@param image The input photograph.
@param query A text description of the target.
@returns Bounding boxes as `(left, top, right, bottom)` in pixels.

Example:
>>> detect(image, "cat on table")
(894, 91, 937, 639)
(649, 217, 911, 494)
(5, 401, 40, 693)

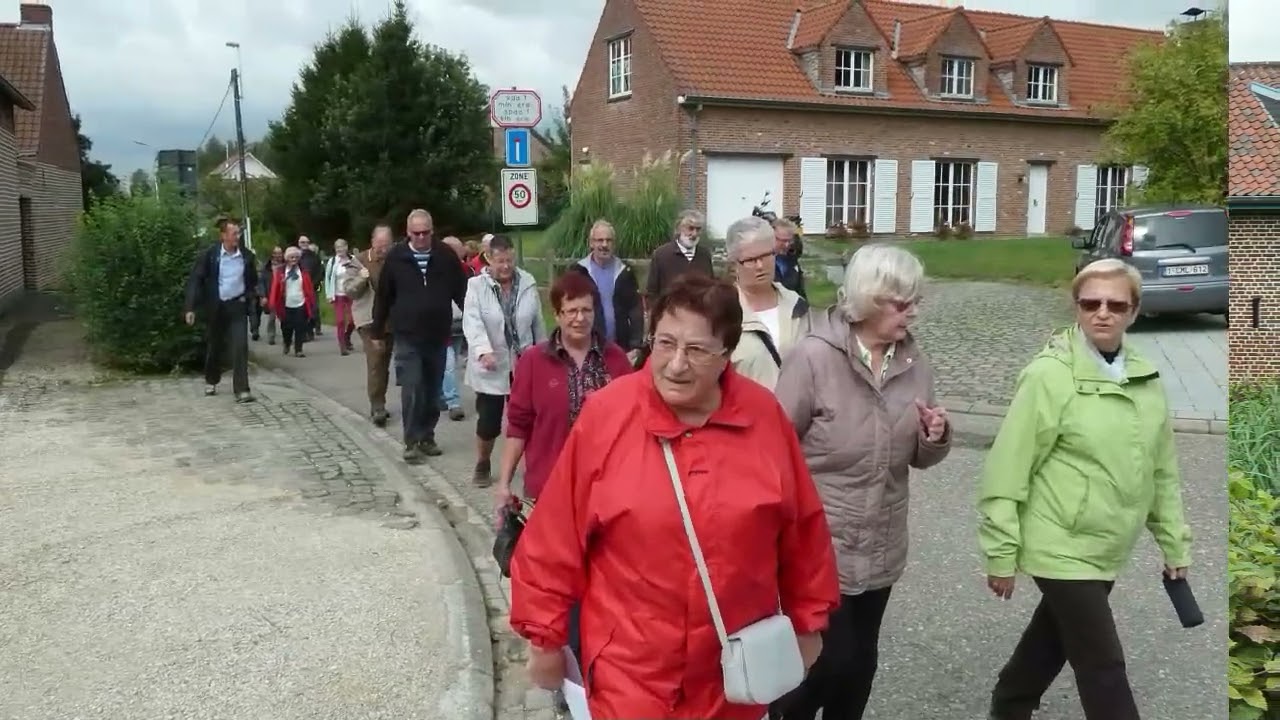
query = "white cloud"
(1228, 0, 1275, 62)
(46, 0, 1186, 178)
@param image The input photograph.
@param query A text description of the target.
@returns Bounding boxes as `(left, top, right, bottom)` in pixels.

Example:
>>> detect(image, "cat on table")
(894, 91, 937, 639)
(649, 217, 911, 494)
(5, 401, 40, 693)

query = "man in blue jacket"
(183, 217, 258, 403)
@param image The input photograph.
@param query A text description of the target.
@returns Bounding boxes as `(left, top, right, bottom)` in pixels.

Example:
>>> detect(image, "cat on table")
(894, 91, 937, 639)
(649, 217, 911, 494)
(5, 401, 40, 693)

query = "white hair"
(407, 208, 433, 224)
(333, 238, 348, 250)
(838, 243, 925, 322)
(590, 219, 615, 237)
(724, 216, 774, 261)
(284, 246, 302, 260)
(1073, 258, 1142, 304)
(675, 209, 704, 232)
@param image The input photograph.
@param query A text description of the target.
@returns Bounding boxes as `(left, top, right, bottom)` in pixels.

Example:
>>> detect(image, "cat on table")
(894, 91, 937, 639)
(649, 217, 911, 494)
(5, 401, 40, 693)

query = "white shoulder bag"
(659, 439, 806, 706)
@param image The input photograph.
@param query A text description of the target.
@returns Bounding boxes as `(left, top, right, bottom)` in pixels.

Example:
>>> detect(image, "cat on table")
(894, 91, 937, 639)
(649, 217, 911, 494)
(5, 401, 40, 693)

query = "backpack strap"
(749, 329, 783, 367)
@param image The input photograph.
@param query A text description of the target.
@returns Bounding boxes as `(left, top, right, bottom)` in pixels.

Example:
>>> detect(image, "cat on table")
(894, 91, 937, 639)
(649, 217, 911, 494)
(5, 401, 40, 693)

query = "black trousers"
(990, 578, 1138, 720)
(394, 336, 446, 445)
(475, 391, 507, 441)
(772, 586, 893, 720)
(281, 307, 309, 353)
(203, 297, 250, 393)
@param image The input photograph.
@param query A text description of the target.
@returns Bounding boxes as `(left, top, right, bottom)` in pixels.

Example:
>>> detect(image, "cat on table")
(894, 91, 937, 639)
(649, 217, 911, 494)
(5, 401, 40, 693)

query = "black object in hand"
(492, 502, 526, 579)
(1163, 573, 1204, 628)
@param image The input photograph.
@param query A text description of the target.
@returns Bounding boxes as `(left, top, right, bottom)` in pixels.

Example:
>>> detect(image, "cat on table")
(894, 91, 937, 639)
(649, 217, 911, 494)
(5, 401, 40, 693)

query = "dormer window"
(940, 57, 974, 98)
(834, 48, 873, 92)
(1026, 64, 1059, 103)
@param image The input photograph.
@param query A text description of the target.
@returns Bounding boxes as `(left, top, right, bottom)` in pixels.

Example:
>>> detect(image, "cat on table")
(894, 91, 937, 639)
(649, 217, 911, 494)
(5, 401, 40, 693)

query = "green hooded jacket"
(977, 325, 1192, 580)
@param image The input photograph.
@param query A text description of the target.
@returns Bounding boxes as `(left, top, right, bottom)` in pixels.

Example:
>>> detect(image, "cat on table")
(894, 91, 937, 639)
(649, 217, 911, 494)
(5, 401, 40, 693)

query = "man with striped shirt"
(370, 209, 469, 464)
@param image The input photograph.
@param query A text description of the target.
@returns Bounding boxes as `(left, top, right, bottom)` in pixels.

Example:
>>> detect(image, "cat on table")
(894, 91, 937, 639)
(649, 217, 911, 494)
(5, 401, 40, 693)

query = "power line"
(195, 77, 235, 151)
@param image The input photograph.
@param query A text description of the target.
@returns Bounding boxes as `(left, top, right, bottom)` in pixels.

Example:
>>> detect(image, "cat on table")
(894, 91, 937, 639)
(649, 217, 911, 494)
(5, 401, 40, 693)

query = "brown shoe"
(473, 459, 492, 487)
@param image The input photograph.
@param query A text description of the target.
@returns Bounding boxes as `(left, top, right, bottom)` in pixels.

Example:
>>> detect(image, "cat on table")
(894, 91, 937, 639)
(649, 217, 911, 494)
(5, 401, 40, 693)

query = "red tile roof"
(894, 9, 955, 59)
(1229, 63, 1280, 198)
(634, 0, 1163, 120)
(983, 17, 1040, 61)
(0, 24, 48, 154)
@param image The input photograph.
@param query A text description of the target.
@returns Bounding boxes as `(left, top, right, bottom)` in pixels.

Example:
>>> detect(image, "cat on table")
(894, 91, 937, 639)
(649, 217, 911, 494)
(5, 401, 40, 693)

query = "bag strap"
(660, 438, 730, 647)
(749, 329, 782, 367)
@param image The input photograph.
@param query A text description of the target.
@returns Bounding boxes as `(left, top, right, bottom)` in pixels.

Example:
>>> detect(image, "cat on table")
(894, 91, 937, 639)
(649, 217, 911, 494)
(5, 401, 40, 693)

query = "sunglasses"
(1077, 298, 1133, 314)
(408, 230, 432, 238)
(878, 297, 921, 313)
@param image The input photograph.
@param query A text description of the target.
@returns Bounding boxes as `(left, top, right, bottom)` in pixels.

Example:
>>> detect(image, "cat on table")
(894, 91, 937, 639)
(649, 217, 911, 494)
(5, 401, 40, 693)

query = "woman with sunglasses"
(979, 258, 1191, 720)
(772, 243, 952, 720)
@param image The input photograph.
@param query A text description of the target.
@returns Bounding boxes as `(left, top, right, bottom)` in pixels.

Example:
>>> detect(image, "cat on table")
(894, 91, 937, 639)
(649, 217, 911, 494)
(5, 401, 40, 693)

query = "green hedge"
(545, 152, 682, 259)
(68, 191, 206, 373)
(1230, 383, 1280, 495)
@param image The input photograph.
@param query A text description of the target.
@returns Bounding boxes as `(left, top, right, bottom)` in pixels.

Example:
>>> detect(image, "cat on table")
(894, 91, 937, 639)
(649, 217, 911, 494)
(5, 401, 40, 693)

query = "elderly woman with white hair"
(979, 258, 1191, 720)
(772, 243, 952, 720)
(724, 216, 810, 391)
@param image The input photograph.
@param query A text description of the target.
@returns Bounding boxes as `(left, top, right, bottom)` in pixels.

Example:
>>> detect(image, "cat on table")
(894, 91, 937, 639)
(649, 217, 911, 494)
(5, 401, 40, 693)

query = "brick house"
(0, 68, 33, 310)
(1227, 63, 1280, 379)
(568, 0, 1161, 238)
(0, 3, 82, 312)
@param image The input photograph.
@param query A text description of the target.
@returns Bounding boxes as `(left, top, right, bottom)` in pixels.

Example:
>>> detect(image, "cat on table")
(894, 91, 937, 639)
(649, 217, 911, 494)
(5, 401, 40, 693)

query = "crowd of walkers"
(183, 207, 1193, 720)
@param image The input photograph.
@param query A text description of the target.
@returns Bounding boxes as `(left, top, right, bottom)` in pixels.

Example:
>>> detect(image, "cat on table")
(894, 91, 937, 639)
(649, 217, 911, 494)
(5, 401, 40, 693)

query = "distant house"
(0, 3, 82, 312)
(208, 151, 278, 181)
(567, 0, 1161, 238)
(1228, 62, 1280, 379)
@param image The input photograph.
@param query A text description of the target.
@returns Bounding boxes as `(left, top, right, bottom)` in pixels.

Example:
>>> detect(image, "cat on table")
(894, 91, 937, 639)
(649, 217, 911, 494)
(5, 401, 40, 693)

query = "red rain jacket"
(509, 365, 840, 720)
(267, 265, 317, 321)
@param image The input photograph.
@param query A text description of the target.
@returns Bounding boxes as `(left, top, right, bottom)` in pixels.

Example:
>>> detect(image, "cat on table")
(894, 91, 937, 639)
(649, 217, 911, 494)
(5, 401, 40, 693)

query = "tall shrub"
(69, 191, 205, 372)
(1226, 470, 1280, 719)
(546, 162, 620, 259)
(1229, 383, 1280, 495)
(615, 151, 681, 258)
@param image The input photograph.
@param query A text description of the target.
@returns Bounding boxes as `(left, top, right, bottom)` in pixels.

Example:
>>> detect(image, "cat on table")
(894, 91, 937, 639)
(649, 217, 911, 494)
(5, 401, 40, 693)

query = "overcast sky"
(1228, 0, 1273, 62)
(24, 0, 1191, 179)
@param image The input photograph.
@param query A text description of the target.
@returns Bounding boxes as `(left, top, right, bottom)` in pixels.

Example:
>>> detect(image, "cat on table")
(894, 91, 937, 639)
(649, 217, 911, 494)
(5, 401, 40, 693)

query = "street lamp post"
(226, 41, 251, 251)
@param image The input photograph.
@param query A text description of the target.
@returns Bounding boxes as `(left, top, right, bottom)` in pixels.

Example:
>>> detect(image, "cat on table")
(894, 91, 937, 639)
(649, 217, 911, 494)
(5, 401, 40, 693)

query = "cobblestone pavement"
(0, 317, 490, 720)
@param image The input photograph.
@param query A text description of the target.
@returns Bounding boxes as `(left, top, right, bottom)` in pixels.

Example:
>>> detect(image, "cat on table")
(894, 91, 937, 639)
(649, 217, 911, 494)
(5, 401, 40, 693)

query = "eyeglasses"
(1077, 298, 1133, 314)
(878, 296, 921, 313)
(736, 251, 774, 267)
(649, 335, 726, 366)
(557, 307, 593, 318)
(408, 230, 432, 238)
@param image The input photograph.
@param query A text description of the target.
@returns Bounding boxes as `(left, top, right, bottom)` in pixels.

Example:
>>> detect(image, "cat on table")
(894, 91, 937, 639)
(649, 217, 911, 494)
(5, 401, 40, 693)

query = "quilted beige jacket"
(774, 306, 952, 595)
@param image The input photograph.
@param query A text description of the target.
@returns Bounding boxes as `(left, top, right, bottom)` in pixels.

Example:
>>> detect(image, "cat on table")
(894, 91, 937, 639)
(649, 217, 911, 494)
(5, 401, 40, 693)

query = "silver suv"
(1072, 205, 1228, 319)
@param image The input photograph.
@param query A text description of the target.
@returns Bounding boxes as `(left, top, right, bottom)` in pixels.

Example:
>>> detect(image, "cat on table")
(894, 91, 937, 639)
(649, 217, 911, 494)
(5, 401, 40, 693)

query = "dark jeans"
(281, 307, 309, 353)
(990, 578, 1137, 720)
(203, 297, 250, 394)
(393, 336, 446, 445)
(773, 586, 893, 720)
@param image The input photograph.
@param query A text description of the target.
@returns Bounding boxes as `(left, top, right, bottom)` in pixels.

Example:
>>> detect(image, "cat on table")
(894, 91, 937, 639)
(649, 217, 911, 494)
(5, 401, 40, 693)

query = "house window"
(834, 49, 873, 92)
(1026, 64, 1058, 103)
(825, 159, 872, 228)
(933, 161, 974, 227)
(608, 36, 632, 98)
(940, 57, 974, 98)
(1095, 165, 1128, 219)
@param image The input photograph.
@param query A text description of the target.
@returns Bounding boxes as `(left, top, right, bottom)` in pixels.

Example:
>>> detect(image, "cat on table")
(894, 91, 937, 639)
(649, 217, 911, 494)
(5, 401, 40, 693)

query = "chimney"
(892, 20, 902, 59)
(20, 4, 52, 29)
(786, 8, 801, 50)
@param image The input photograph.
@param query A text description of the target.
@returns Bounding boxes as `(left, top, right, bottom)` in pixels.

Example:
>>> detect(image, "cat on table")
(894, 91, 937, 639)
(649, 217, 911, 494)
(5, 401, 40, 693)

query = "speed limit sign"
(501, 168, 539, 226)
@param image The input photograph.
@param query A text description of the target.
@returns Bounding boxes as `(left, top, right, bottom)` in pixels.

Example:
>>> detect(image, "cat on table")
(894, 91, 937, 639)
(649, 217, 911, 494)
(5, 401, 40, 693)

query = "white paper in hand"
(561, 647, 591, 720)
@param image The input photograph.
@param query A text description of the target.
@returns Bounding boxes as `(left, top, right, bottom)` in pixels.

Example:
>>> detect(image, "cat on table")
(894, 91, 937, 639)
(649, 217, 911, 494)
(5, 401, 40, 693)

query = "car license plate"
(1163, 264, 1209, 277)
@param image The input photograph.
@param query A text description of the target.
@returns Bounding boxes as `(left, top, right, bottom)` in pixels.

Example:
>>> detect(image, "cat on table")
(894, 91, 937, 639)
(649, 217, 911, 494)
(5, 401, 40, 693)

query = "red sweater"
(506, 339, 633, 499)
(267, 265, 318, 320)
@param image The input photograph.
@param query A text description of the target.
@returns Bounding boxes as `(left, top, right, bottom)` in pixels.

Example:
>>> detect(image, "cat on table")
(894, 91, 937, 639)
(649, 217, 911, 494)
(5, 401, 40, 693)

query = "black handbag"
(492, 502, 528, 578)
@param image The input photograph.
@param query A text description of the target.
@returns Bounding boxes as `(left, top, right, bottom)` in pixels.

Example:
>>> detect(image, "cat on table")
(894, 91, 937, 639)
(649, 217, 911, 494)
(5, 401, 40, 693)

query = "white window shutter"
(798, 157, 827, 233)
(909, 160, 935, 233)
(1074, 164, 1097, 230)
(871, 159, 898, 234)
(1130, 165, 1149, 188)
(974, 161, 998, 232)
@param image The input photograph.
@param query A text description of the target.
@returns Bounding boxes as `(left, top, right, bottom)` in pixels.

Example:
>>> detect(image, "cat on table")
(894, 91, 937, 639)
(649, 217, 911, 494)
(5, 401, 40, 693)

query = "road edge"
(251, 362, 497, 720)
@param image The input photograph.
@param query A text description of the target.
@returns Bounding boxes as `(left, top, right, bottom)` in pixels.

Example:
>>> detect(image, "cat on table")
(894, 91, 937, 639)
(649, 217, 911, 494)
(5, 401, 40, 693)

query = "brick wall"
(674, 106, 1106, 236)
(0, 123, 20, 311)
(1228, 211, 1280, 380)
(20, 161, 80, 289)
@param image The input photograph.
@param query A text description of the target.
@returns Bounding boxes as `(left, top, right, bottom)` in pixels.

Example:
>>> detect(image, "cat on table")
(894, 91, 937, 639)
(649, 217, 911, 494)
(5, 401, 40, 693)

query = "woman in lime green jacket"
(978, 259, 1192, 720)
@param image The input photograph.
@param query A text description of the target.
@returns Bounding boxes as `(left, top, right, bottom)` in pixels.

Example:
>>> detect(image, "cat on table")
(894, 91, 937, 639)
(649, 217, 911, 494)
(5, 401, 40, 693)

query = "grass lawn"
(1229, 383, 1280, 495)
(814, 236, 1077, 287)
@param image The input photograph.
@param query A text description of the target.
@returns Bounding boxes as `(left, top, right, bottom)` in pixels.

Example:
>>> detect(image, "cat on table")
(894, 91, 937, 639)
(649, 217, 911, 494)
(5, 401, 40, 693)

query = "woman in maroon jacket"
(495, 271, 633, 511)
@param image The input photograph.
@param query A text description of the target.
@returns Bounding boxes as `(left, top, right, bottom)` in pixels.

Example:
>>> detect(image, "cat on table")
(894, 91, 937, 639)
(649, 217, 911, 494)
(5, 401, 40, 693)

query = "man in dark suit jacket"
(645, 209, 715, 308)
(184, 217, 258, 402)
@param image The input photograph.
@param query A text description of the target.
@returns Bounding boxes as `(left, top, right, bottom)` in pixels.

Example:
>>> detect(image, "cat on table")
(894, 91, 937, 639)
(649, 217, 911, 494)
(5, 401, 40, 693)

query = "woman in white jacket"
(462, 233, 547, 487)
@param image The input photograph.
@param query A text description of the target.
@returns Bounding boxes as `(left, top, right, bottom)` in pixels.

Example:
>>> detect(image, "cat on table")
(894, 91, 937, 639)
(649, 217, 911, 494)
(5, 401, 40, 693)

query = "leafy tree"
(68, 189, 205, 372)
(536, 85, 573, 223)
(129, 169, 153, 197)
(263, 17, 371, 243)
(196, 135, 230, 175)
(1102, 13, 1227, 204)
(72, 113, 118, 208)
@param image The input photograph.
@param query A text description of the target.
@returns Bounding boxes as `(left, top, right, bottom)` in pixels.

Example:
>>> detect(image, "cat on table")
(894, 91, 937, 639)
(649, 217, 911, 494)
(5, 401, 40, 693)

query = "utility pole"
(230, 67, 252, 251)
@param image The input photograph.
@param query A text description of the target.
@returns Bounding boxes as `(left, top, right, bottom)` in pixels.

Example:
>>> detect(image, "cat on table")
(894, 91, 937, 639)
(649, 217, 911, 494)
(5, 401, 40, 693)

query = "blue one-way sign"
(505, 127, 531, 167)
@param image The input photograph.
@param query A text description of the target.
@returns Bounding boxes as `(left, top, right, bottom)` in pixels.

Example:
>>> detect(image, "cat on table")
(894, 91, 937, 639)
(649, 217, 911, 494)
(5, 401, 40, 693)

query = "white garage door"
(705, 156, 785, 239)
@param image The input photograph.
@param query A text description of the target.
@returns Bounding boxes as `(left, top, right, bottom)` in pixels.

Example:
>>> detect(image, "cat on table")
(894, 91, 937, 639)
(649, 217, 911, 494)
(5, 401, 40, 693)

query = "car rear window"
(1132, 210, 1226, 250)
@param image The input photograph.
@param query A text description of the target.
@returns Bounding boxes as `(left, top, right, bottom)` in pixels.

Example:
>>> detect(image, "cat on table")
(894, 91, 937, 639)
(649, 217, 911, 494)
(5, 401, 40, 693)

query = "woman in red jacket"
(267, 246, 318, 357)
(509, 273, 840, 720)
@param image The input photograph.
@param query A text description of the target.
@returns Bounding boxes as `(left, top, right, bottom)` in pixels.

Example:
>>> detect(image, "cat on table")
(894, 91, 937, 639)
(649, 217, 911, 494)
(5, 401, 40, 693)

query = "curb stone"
(251, 365, 498, 720)
(938, 394, 1226, 438)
